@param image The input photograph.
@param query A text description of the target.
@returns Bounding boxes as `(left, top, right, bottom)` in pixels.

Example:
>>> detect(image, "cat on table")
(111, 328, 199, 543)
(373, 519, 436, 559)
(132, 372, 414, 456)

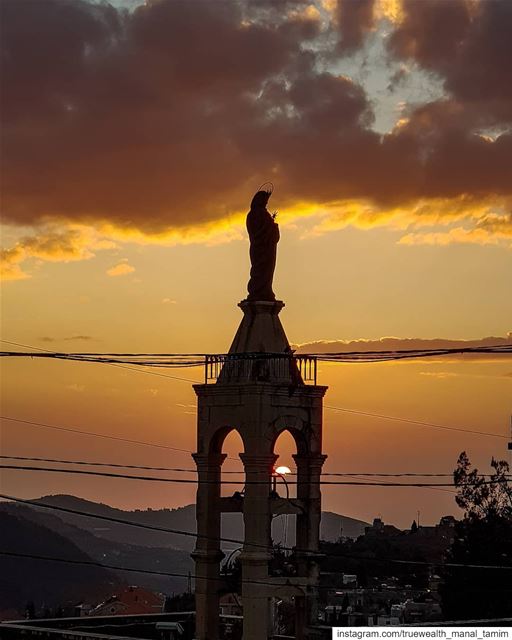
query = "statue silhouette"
(246, 188, 279, 301)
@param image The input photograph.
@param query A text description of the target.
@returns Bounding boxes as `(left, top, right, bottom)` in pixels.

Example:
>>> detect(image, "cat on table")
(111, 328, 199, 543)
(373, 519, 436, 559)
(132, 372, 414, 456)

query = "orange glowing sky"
(1, 0, 511, 528)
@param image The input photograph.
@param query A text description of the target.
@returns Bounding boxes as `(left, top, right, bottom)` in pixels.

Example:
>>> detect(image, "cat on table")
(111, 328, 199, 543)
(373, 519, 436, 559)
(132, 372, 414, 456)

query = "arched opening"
(218, 429, 245, 581)
(219, 428, 245, 498)
(272, 428, 298, 485)
(271, 429, 298, 550)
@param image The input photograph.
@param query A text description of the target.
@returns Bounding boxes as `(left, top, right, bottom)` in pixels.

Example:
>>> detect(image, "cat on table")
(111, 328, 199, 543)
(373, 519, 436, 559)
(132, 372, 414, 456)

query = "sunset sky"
(1, 0, 511, 529)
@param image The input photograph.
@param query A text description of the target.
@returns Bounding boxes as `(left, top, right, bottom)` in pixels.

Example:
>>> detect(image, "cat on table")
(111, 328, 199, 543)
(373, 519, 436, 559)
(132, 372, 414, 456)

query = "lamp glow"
(275, 466, 291, 475)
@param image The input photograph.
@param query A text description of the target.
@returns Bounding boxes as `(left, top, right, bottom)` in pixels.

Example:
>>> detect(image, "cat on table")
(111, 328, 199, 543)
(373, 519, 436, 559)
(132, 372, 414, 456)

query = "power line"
(108, 362, 199, 384)
(2, 550, 511, 589)
(2, 411, 507, 497)
(2, 455, 509, 480)
(0, 550, 195, 581)
(0, 416, 237, 462)
(325, 405, 508, 439)
(2, 404, 507, 463)
(0, 455, 485, 494)
(0, 339, 201, 383)
(0, 550, 305, 589)
(2, 464, 509, 487)
(0, 339, 54, 352)
(322, 472, 457, 477)
(2, 494, 512, 572)
(0, 455, 242, 474)
(0, 493, 250, 550)
(313, 343, 512, 362)
(2, 339, 508, 441)
(346, 474, 457, 495)
(0, 416, 192, 453)
(0, 464, 205, 484)
(0, 492, 318, 557)
(2, 341, 511, 367)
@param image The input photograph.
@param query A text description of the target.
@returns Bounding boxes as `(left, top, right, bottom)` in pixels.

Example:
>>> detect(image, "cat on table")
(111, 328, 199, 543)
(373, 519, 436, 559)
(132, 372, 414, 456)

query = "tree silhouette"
(440, 452, 512, 621)
(454, 451, 511, 519)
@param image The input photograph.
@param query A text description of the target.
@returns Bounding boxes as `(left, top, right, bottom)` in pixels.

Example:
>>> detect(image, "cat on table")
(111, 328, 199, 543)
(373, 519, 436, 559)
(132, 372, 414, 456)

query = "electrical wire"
(2, 404, 507, 459)
(0, 340, 201, 383)
(107, 362, 200, 384)
(0, 455, 243, 474)
(2, 341, 511, 367)
(346, 473, 457, 495)
(2, 494, 512, 572)
(2, 464, 509, 487)
(3, 341, 511, 585)
(0, 551, 306, 589)
(2, 455, 509, 480)
(0, 416, 192, 453)
(324, 405, 508, 439)
(2, 550, 511, 591)
(313, 343, 512, 362)
(2, 339, 508, 441)
(0, 455, 488, 495)
(0, 493, 251, 550)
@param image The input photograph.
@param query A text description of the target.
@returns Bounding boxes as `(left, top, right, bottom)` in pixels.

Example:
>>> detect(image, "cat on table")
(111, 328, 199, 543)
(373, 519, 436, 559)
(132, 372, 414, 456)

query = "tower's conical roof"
(217, 299, 303, 385)
(228, 300, 289, 354)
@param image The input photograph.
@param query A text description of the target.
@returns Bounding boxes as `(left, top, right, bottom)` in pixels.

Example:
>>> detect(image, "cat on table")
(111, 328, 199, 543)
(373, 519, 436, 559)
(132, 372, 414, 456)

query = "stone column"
(192, 452, 226, 640)
(294, 453, 327, 638)
(239, 452, 277, 640)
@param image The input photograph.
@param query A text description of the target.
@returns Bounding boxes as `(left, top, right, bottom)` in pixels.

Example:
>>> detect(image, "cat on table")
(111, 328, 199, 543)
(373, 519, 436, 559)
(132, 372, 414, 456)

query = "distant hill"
(24, 495, 368, 550)
(0, 503, 193, 596)
(0, 511, 119, 613)
(0, 497, 368, 614)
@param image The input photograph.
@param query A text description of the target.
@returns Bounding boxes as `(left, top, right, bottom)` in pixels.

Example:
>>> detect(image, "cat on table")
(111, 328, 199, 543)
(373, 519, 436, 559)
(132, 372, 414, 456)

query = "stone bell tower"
(192, 186, 327, 639)
(192, 300, 327, 640)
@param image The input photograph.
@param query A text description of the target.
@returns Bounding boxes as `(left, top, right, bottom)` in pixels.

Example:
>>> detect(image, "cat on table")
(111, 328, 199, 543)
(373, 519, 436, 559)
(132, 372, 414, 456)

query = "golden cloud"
(2, 193, 510, 283)
(301, 196, 512, 247)
(398, 212, 512, 247)
(399, 227, 509, 247)
(106, 260, 136, 277)
(0, 226, 116, 281)
(0, 212, 249, 280)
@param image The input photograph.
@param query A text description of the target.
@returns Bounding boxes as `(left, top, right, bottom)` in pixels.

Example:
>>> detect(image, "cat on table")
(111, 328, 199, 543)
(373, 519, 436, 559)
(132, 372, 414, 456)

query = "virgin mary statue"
(246, 188, 279, 301)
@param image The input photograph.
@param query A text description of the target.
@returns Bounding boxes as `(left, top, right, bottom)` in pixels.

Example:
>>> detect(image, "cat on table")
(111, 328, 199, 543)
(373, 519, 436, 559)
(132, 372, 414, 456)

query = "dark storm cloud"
(0, 0, 511, 236)
(389, 0, 512, 124)
(386, 101, 512, 201)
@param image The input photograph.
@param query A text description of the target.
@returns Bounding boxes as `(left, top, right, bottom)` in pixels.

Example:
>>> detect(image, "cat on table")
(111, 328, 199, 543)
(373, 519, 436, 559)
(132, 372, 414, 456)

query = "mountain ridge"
(25, 494, 369, 549)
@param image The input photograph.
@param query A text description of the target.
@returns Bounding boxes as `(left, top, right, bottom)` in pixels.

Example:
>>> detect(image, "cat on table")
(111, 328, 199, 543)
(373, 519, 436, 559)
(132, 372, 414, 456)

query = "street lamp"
(272, 466, 292, 550)
(272, 465, 291, 497)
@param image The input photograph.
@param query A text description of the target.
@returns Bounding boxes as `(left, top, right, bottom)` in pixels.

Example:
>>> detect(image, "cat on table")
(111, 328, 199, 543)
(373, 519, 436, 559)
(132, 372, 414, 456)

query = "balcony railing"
(203, 353, 317, 385)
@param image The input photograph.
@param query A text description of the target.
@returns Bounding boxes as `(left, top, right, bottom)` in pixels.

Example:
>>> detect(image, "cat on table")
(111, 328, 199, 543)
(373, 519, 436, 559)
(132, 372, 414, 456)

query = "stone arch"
(269, 415, 309, 456)
(207, 424, 245, 455)
(271, 428, 298, 500)
(217, 428, 245, 499)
